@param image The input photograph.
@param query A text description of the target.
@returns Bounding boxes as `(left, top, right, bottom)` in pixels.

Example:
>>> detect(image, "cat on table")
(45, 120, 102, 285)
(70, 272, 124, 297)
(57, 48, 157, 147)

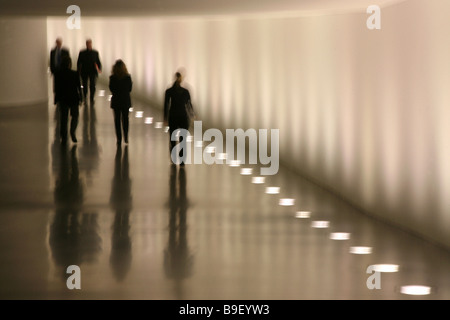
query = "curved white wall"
(0, 18, 48, 107)
(47, 0, 450, 248)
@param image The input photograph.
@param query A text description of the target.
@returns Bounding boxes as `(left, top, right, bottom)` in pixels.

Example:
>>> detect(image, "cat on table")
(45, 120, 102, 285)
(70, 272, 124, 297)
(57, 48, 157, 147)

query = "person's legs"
(81, 74, 88, 102)
(69, 104, 79, 142)
(121, 108, 129, 143)
(113, 108, 122, 144)
(169, 117, 189, 165)
(89, 74, 97, 102)
(59, 103, 69, 143)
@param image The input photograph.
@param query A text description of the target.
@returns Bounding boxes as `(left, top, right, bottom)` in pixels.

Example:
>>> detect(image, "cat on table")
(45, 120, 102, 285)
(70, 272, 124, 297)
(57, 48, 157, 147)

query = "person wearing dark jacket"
(55, 56, 82, 144)
(77, 39, 102, 103)
(109, 59, 132, 145)
(164, 72, 195, 165)
(49, 38, 70, 104)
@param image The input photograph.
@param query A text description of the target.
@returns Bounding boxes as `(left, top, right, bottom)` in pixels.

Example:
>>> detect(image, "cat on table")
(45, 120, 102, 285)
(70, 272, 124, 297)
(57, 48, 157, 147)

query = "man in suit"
(55, 56, 82, 144)
(50, 37, 70, 104)
(77, 39, 102, 104)
(164, 72, 195, 166)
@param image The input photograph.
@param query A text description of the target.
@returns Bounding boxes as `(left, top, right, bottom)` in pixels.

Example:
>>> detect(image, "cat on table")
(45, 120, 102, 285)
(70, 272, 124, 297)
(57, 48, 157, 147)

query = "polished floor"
(1, 79, 450, 300)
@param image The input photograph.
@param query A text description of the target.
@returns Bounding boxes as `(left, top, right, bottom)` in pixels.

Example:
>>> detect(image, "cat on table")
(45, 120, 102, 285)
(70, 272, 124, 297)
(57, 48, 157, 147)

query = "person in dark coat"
(77, 39, 102, 104)
(49, 37, 70, 104)
(109, 59, 132, 145)
(55, 56, 82, 144)
(164, 72, 195, 165)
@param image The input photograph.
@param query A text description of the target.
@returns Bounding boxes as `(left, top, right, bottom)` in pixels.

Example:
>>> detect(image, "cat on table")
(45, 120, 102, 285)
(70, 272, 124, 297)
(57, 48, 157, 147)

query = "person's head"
(86, 39, 92, 50)
(174, 72, 183, 86)
(112, 59, 129, 78)
(60, 56, 72, 70)
(56, 38, 62, 48)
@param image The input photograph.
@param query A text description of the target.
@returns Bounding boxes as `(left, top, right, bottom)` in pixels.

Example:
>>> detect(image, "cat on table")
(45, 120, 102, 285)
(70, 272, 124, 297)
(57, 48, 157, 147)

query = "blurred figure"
(164, 71, 195, 166)
(77, 39, 102, 104)
(109, 146, 132, 281)
(109, 59, 133, 145)
(49, 37, 70, 104)
(164, 165, 193, 298)
(55, 56, 82, 144)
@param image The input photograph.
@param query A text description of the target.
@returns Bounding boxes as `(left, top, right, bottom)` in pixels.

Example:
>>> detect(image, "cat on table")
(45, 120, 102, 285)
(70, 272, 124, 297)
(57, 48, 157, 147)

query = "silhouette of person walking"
(77, 39, 102, 104)
(49, 37, 70, 105)
(164, 72, 195, 166)
(109, 60, 133, 145)
(54, 56, 82, 144)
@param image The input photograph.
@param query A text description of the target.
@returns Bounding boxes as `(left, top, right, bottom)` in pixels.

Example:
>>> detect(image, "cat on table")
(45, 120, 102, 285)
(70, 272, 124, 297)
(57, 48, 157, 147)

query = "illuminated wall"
(0, 18, 48, 107)
(47, 0, 450, 248)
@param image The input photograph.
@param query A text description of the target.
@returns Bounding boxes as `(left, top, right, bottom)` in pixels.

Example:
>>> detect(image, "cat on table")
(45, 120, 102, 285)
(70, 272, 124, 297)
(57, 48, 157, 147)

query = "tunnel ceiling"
(0, 0, 406, 17)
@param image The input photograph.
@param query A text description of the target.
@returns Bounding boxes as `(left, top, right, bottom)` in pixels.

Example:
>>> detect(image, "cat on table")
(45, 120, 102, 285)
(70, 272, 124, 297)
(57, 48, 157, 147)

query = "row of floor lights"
(105, 92, 432, 297)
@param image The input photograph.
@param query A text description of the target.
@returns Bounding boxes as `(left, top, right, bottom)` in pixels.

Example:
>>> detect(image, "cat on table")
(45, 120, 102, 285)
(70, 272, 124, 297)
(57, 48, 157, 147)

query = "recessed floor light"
(155, 122, 163, 129)
(400, 285, 431, 296)
(99, 90, 105, 97)
(265, 187, 280, 194)
(135, 111, 144, 118)
(252, 177, 265, 184)
(279, 198, 295, 206)
(371, 264, 399, 272)
(205, 146, 215, 154)
(229, 160, 241, 167)
(217, 153, 227, 160)
(295, 211, 311, 218)
(349, 246, 372, 254)
(330, 232, 351, 240)
(145, 117, 153, 124)
(311, 221, 329, 228)
(240, 168, 252, 175)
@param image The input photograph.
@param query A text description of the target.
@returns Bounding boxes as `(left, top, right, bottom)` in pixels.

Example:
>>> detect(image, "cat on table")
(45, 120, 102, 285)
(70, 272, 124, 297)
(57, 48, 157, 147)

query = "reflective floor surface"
(1, 79, 450, 300)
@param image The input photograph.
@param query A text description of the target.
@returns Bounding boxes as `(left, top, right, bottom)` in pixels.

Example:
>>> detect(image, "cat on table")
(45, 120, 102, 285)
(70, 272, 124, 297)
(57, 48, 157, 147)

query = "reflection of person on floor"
(164, 72, 195, 165)
(164, 165, 193, 297)
(110, 146, 132, 281)
(49, 145, 83, 279)
(55, 56, 82, 144)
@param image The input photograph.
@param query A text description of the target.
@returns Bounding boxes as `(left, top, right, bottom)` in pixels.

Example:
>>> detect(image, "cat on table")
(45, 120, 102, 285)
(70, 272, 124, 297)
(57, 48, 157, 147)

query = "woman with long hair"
(109, 59, 132, 145)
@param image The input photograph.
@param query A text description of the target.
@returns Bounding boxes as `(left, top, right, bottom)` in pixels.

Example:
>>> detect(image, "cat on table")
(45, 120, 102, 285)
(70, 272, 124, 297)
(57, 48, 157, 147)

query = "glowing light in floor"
(108, 95, 112, 101)
(145, 117, 153, 124)
(329, 232, 351, 240)
(135, 111, 144, 118)
(295, 211, 311, 218)
(265, 187, 280, 194)
(400, 285, 432, 296)
(205, 146, 215, 154)
(195, 141, 203, 148)
(129, 107, 134, 112)
(372, 264, 399, 272)
(218, 153, 227, 160)
(279, 198, 295, 206)
(311, 221, 330, 228)
(155, 122, 163, 129)
(187, 135, 193, 142)
(349, 246, 372, 254)
(229, 160, 241, 167)
(240, 168, 253, 175)
(252, 177, 265, 184)
(99, 90, 105, 97)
